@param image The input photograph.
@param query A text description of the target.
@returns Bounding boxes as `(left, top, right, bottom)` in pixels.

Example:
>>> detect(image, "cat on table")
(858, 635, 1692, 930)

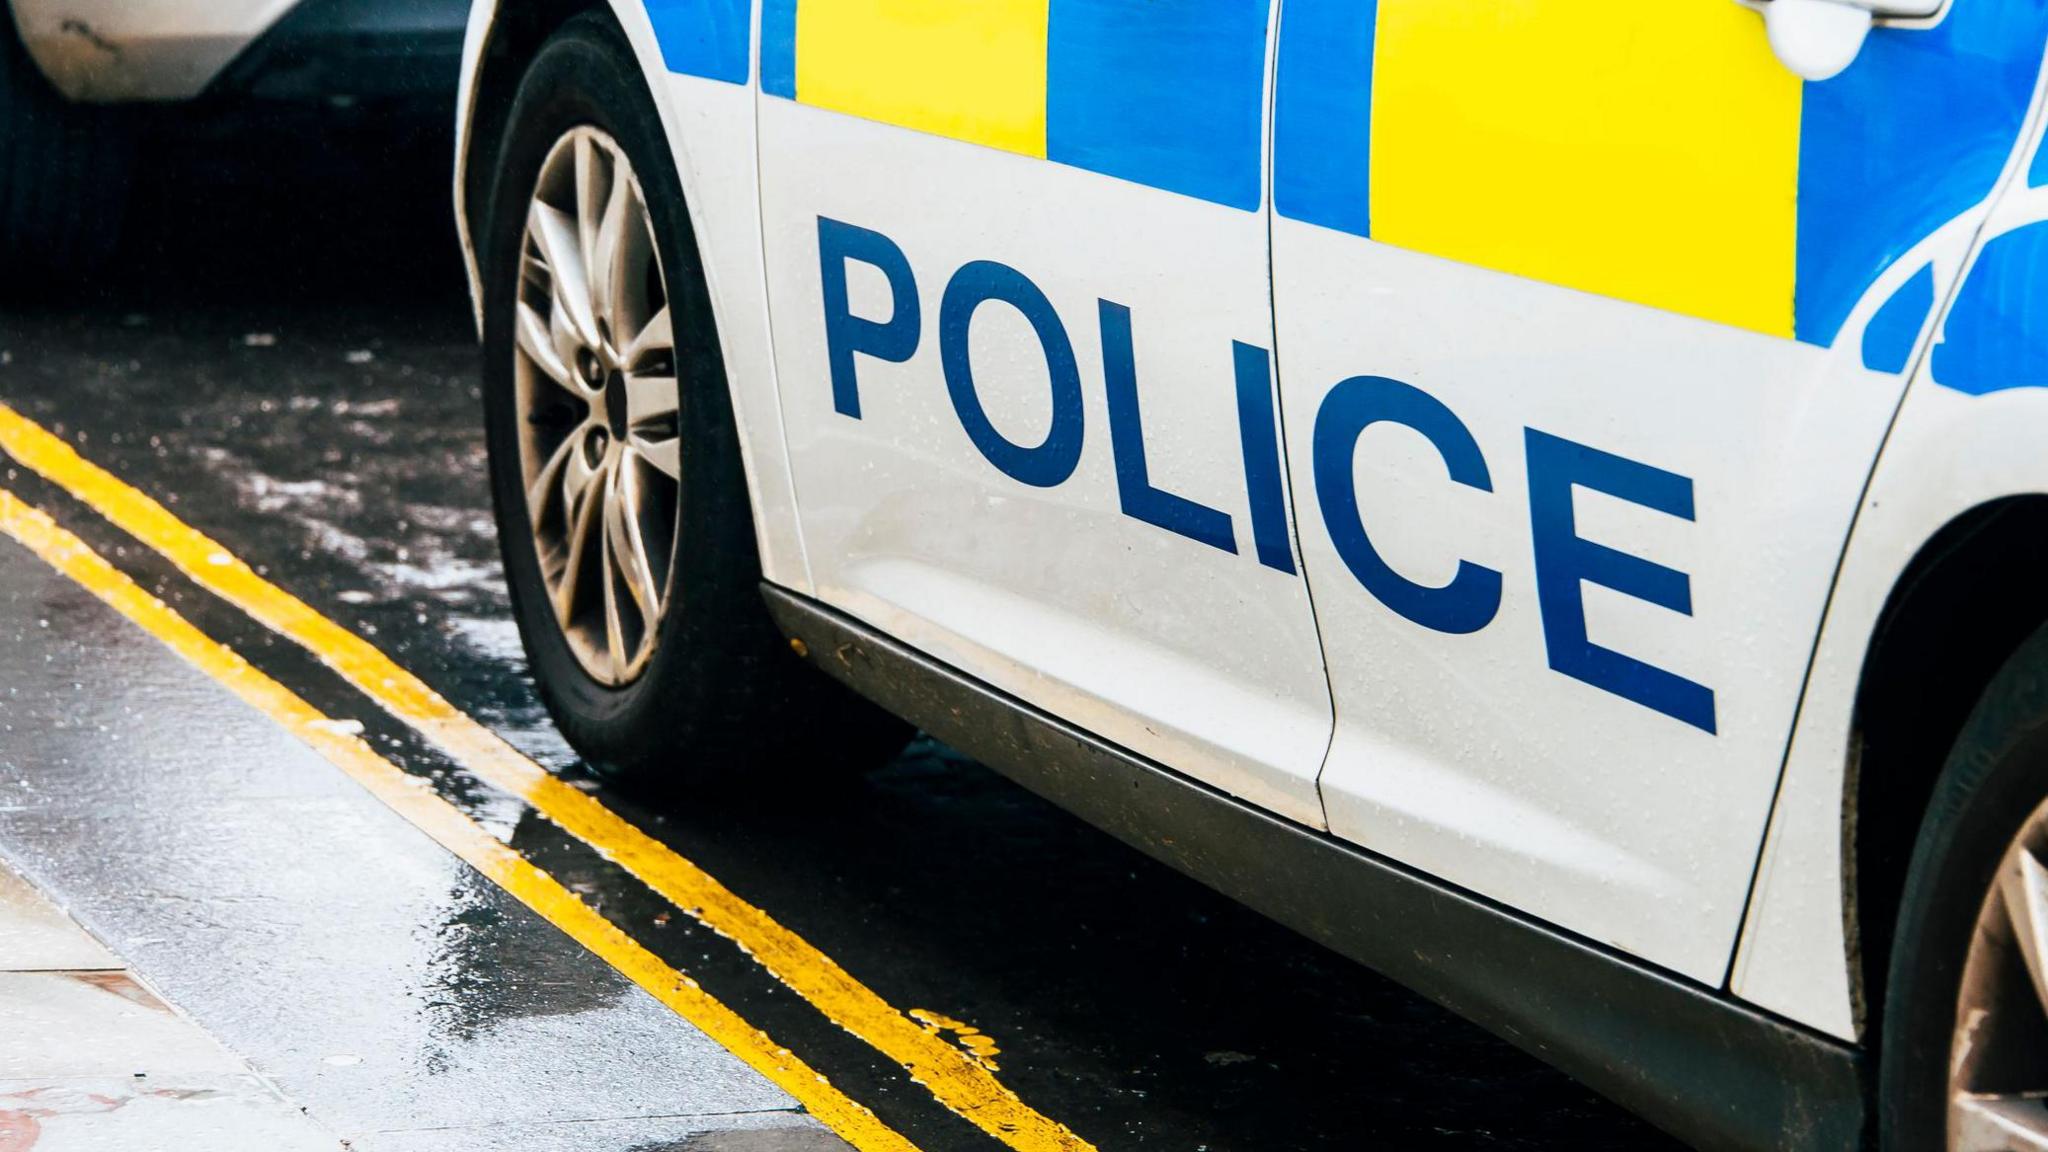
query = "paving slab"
(354, 1112, 850, 1152)
(0, 862, 118, 971)
(0, 851, 339, 1149)
(0, 970, 248, 1080)
(0, 1074, 339, 1152)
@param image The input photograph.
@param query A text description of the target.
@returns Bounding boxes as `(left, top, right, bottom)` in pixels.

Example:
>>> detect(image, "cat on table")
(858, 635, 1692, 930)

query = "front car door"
(1269, 0, 2048, 979)
(754, 0, 1335, 825)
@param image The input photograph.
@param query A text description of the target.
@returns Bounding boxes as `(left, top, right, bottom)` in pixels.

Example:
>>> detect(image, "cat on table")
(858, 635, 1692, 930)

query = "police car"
(1, 0, 467, 278)
(454, 0, 2048, 1146)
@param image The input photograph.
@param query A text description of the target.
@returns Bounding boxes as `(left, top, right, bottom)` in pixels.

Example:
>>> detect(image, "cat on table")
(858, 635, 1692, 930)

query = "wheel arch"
(454, 0, 814, 596)
(454, 0, 607, 329)
(1848, 496, 2048, 1041)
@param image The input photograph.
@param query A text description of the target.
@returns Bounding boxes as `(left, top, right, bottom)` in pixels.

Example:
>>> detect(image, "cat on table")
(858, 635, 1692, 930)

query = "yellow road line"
(0, 404, 1096, 1152)
(0, 488, 919, 1152)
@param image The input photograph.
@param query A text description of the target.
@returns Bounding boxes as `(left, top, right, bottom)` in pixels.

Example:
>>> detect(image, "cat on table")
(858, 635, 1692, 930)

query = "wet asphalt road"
(0, 102, 1684, 1151)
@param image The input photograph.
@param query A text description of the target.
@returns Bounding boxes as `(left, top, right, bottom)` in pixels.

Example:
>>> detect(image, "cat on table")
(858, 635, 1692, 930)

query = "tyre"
(478, 13, 907, 790)
(0, 19, 132, 289)
(1882, 620, 2048, 1148)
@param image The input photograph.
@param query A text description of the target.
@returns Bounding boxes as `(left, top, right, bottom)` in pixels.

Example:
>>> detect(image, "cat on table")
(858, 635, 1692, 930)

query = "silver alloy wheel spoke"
(1955, 1095, 2048, 1151)
(559, 439, 604, 533)
(623, 372, 682, 479)
(2005, 850, 2048, 1019)
(599, 476, 630, 673)
(528, 200, 598, 352)
(1953, 802, 2048, 1147)
(589, 165, 633, 335)
(516, 301, 575, 392)
(512, 126, 684, 686)
(553, 457, 606, 631)
(526, 434, 577, 532)
(625, 303, 671, 366)
(607, 452, 664, 616)
(573, 134, 606, 297)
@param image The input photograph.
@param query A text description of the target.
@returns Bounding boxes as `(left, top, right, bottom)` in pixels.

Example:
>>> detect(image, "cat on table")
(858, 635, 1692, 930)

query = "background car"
(1, 0, 469, 280)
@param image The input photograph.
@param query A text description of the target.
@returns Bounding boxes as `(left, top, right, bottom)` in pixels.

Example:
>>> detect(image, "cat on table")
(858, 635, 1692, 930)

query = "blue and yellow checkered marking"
(647, 0, 2048, 351)
(646, 0, 754, 84)
(1274, 0, 2048, 347)
(1046, 0, 1270, 211)
(754, 0, 1270, 210)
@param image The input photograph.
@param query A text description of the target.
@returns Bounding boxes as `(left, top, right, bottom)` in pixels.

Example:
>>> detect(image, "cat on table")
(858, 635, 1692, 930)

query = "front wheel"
(1882, 621, 2048, 1148)
(478, 13, 906, 791)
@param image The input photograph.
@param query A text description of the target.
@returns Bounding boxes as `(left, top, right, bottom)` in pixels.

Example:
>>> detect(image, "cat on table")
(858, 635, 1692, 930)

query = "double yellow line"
(0, 404, 1093, 1152)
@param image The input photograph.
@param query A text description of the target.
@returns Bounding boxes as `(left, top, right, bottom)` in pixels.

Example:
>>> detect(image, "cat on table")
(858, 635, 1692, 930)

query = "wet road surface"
(0, 536, 828, 1149)
(0, 104, 1684, 1150)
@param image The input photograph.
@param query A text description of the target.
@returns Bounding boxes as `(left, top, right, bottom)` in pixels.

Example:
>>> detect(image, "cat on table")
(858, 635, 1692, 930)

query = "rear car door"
(753, 0, 1335, 825)
(1269, 0, 2048, 979)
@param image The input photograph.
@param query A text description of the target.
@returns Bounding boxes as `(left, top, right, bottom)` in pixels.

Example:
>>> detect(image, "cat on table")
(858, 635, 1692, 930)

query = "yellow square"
(795, 0, 1050, 158)
(1369, 0, 1801, 337)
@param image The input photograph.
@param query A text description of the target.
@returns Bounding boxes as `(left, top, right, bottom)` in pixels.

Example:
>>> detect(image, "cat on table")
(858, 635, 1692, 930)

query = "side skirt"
(763, 585, 1865, 1152)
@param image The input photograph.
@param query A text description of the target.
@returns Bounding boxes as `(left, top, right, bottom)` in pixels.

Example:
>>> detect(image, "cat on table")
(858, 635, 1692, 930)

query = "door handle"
(1746, 0, 1943, 80)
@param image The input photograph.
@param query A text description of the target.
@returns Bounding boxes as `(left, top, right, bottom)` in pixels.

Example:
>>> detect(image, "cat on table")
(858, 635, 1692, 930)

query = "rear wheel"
(0, 20, 132, 288)
(1882, 622, 2048, 1148)
(479, 13, 906, 791)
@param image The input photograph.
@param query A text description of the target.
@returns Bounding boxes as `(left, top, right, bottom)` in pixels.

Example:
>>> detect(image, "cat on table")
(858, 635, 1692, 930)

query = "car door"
(753, 0, 1335, 825)
(1269, 0, 2048, 979)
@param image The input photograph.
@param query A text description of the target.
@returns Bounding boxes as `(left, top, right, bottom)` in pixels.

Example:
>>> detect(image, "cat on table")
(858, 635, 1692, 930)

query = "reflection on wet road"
(0, 106, 1681, 1150)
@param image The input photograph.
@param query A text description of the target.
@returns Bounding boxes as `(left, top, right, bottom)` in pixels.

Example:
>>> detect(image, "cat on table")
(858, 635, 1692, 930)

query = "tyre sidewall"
(1882, 623, 2048, 1148)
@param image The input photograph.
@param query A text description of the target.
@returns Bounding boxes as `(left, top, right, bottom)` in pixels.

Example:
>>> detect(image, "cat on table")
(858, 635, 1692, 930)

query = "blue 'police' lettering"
(1312, 375, 1502, 635)
(1233, 341, 1296, 575)
(813, 218, 1716, 734)
(938, 261, 1085, 488)
(1100, 299, 1236, 554)
(1525, 428, 1716, 734)
(818, 217, 920, 419)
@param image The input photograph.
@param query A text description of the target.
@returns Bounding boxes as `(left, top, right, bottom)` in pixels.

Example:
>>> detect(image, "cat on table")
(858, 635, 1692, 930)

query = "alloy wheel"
(1951, 793, 2048, 1149)
(512, 126, 681, 687)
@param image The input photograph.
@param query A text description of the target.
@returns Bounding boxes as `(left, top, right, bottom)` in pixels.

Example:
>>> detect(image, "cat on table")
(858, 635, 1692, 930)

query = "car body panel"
(1270, 0, 2048, 983)
(768, 583, 1866, 1152)
(445, 0, 2048, 1059)
(1734, 124, 2048, 1040)
(634, 12, 815, 595)
(750, 1, 1337, 825)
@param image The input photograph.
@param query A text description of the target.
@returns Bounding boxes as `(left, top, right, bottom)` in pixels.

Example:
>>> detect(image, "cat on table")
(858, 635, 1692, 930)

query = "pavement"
(0, 861, 340, 1151)
(0, 101, 1684, 1150)
(0, 530, 839, 1150)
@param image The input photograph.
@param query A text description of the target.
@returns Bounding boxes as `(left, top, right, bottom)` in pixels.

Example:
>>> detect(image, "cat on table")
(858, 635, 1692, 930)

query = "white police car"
(1, 0, 467, 278)
(454, 0, 2048, 1145)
